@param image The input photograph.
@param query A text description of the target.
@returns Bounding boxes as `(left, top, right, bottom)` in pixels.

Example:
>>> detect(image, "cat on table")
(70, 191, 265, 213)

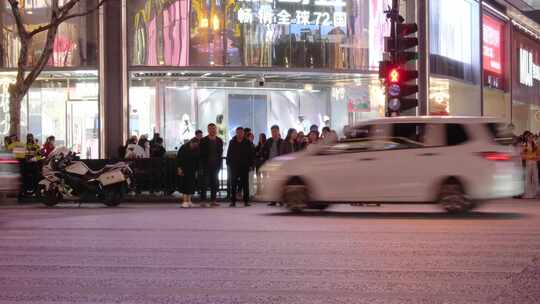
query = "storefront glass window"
(127, 0, 393, 70)
(0, 0, 99, 68)
(0, 71, 99, 158)
(129, 73, 384, 151)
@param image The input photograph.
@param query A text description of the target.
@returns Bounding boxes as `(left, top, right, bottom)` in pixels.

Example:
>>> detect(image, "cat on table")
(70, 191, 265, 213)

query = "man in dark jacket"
(199, 123, 224, 207)
(262, 125, 283, 162)
(262, 125, 283, 206)
(226, 127, 255, 207)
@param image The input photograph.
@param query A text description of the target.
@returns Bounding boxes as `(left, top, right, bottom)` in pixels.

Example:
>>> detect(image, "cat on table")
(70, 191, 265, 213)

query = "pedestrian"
(262, 125, 283, 206)
(244, 128, 253, 140)
(297, 131, 307, 150)
(150, 137, 166, 158)
(41, 136, 55, 158)
(255, 133, 267, 194)
(3, 136, 11, 151)
(6, 135, 24, 159)
(25, 133, 41, 161)
(522, 133, 538, 199)
(324, 130, 338, 144)
(149, 132, 160, 147)
(308, 130, 319, 145)
(280, 128, 298, 155)
(262, 125, 283, 162)
(125, 135, 145, 159)
(138, 135, 150, 158)
(177, 138, 200, 208)
(195, 130, 203, 142)
(244, 131, 256, 197)
(321, 126, 331, 140)
(226, 127, 254, 207)
(199, 123, 224, 207)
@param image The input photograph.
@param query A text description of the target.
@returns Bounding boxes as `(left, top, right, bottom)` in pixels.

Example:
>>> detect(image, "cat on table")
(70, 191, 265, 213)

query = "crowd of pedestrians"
(0, 123, 338, 205)
(3, 133, 54, 160)
(174, 123, 338, 208)
(120, 133, 167, 159)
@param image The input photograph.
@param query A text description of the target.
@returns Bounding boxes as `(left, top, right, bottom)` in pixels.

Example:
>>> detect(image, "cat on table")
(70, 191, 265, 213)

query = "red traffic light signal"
(389, 68, 400, 83)
(386, 67, 419, 84)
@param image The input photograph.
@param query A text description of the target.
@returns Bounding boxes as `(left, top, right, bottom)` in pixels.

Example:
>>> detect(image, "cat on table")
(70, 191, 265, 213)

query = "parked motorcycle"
(37, 147, 133, 207)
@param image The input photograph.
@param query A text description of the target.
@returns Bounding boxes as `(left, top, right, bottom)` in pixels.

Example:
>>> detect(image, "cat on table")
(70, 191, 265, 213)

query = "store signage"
(519, 48, 540, 87)
(237, 0, 347, 27)
(482, 15, 503, 75)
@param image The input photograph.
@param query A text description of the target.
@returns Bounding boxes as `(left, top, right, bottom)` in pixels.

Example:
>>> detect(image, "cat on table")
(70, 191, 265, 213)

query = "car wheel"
(282, 178, 309, 212)
(438, 178, 476, 214)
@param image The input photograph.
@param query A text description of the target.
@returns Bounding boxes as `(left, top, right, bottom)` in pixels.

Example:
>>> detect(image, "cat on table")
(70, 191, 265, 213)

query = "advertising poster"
(346, 86, 370, 113)
(483, 14, 504, 75)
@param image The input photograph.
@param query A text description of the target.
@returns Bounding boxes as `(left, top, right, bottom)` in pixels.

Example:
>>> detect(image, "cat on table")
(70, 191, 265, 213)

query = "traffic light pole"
(391, 0, 399, 66)
(381, 0, 418, 117)
(417, 0, 428, 115)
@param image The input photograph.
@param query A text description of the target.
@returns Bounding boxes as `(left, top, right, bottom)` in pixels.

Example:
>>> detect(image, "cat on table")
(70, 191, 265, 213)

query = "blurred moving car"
(0, 151, 20, 197)
(260, 117, 524, 214)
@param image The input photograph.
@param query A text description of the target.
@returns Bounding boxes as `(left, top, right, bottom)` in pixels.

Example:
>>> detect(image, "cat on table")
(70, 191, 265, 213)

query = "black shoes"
(244, 203, 251, 207)
(229, 202, 236, 207)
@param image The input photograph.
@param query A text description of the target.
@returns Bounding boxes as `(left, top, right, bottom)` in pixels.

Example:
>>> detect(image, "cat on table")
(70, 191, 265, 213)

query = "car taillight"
(479, 152, 511, 161)
(0, 158, 19, 164)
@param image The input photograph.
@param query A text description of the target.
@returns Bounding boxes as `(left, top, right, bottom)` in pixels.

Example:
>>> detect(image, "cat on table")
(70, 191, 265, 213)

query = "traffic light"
(380, 4, 419, 116)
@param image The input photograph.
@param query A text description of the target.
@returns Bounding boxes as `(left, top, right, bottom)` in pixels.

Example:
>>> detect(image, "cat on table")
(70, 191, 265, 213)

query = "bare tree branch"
(6, 0, 29, 88)
(6, 0, 28, 39)
(7, 0, 111, 136)
(28, 0, 107, 37)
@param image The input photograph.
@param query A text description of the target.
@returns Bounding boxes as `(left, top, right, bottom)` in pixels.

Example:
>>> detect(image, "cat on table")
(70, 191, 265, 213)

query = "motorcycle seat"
(88, 164, 125, 176)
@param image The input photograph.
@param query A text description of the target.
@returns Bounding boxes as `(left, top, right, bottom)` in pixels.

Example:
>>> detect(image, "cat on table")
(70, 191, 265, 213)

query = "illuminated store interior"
(129, 70, 385, 150)
(0, 71, 99, 159)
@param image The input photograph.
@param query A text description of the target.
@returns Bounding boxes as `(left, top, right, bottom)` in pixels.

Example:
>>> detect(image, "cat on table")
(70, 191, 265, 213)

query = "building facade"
(1, 0, 540, 157)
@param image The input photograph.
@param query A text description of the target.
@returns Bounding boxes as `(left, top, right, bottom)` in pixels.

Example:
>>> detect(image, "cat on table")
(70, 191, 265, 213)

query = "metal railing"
(19, 156, 238, 201)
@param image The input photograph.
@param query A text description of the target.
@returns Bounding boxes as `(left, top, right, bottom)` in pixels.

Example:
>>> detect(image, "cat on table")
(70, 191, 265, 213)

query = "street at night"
(0, 201, 539, 304)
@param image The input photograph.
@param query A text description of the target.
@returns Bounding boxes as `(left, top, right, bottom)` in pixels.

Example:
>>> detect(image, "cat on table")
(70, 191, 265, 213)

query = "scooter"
(38, 147, 133, 207)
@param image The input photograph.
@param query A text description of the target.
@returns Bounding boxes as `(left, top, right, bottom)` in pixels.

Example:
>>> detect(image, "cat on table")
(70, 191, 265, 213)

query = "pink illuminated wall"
(145, 0, 189, 66)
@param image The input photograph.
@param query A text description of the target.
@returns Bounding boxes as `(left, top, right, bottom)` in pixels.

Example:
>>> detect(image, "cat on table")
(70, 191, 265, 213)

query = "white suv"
(259, 117, 524, 213)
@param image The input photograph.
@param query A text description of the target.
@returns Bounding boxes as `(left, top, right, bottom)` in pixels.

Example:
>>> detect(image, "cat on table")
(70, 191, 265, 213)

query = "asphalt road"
(0, 200, 539, 304)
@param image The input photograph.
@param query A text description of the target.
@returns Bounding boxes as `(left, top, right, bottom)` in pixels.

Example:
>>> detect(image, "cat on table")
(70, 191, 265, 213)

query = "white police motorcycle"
(38, 147, 133, 207)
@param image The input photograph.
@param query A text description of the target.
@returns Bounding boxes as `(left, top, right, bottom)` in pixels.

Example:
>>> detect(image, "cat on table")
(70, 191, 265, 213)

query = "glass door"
(66, 100, 99, 159)
(228, 94, 267, 144)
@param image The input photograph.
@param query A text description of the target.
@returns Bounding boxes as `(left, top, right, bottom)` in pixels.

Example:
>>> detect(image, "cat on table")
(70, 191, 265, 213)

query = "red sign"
(483, 15, 504, 75)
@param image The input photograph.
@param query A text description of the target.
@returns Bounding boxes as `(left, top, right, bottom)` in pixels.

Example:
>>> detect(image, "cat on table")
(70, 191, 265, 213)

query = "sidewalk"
(2, 192, 265, 206)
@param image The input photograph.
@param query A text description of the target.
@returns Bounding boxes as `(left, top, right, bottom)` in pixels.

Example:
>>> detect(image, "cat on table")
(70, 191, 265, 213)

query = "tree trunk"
(8, 92, 22, 137)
